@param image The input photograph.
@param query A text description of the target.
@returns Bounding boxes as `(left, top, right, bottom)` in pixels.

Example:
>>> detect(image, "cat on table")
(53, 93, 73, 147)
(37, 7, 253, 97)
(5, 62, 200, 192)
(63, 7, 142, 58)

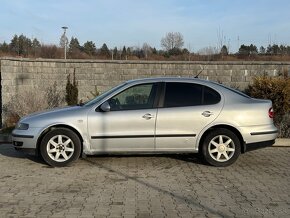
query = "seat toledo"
(12, 77, 278, 167)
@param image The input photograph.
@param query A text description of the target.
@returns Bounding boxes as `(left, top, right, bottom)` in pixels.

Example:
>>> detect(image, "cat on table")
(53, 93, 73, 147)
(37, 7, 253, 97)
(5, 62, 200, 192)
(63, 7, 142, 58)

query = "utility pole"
(61, 26, 68, 59)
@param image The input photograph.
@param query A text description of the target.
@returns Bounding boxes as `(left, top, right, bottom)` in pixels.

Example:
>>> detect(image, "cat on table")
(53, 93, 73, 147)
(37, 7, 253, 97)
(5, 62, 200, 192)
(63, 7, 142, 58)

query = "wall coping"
(1, 57, 290, 65)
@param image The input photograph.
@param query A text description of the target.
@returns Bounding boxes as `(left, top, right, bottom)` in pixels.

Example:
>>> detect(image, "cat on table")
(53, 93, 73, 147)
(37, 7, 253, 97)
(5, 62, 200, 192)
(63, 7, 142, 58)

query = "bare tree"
(216, 28, 225, 51)
(142, 43, 152, 59)
(161, 32, 184, 51)
(197, 46, 218, 55)
(187, 43, 193, 61)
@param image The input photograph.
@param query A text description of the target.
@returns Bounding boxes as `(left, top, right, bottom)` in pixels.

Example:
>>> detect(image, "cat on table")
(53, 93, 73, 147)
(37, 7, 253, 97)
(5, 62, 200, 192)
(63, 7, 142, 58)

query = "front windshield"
(84, 82, 127, 107)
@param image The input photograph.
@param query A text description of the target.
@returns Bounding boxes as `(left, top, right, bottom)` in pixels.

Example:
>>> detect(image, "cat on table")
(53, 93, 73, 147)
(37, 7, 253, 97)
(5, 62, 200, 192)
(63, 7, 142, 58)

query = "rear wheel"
(40, 128, 81, 167)
(202, 128, 241, 167)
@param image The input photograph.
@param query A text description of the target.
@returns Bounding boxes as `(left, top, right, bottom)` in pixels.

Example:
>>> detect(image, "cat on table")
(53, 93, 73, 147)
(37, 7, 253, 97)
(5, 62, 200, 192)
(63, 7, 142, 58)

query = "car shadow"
(84, 152, 208, 166)
(1, 143, 208, 166)
(0, 143, 46, 165)
(168, 153, 207, 165)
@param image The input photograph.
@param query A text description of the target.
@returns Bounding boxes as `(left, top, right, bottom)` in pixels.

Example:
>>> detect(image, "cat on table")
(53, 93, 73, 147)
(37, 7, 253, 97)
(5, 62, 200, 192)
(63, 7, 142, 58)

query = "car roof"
(127, 77, 206, 84)
(126, 77, 250, 99)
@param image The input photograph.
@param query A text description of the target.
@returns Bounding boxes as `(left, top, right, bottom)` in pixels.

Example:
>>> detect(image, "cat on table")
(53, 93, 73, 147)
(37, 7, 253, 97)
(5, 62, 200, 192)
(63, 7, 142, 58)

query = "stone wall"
(1, 58, 290, 124)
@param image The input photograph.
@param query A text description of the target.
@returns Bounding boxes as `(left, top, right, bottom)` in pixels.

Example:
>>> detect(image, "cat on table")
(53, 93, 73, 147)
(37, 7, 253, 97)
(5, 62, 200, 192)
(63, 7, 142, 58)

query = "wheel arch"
(36, 124, 84, 156)
(198, 124, 246, 153)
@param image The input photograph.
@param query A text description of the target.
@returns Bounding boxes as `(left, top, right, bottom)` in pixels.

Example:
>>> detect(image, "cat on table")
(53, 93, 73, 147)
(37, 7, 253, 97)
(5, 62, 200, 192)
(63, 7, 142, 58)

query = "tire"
(201, 128, 241, 167)
(40, 128, 81, 167)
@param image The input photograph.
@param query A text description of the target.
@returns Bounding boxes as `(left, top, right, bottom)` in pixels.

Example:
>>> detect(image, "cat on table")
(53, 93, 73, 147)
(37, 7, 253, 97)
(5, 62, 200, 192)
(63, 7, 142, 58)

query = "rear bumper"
(240, 124, 278, 144)
(245, 139, 275, 152)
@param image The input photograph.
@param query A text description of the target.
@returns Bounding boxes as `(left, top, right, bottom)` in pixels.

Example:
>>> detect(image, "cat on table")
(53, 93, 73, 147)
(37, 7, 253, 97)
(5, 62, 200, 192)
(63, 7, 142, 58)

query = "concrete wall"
(1, 58, 290, 115)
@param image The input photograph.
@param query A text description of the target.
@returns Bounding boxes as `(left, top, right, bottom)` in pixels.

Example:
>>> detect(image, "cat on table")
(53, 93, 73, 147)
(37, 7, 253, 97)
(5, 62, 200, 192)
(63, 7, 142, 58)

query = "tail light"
(268, 107, 274, 118)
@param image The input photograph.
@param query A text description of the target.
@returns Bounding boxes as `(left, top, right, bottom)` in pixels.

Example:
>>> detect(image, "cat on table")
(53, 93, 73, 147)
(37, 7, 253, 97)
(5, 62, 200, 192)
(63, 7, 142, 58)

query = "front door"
(88, 83, 158, 152)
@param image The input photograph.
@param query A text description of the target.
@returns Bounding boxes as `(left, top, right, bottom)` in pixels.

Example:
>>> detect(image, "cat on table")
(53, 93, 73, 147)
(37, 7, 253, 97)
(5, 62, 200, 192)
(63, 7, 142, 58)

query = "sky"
(0, 0, 290, 52)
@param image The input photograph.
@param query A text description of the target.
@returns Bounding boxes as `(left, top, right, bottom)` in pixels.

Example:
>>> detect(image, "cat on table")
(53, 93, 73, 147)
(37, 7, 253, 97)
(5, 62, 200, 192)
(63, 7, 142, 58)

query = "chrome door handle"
(202, 111, 214, 117)
(142, 113, 154, 120)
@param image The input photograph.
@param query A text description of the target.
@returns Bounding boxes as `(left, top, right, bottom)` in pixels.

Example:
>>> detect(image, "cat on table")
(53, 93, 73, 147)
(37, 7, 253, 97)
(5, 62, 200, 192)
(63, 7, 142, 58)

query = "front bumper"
(12, 128, 42, 150)
(12, 134, 38, 155)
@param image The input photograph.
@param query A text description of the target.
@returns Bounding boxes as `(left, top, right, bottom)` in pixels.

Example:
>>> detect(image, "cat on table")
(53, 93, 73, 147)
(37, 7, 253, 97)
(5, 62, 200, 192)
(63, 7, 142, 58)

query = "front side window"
(109, 83, 156, 111)
(164, 82, 221, 107)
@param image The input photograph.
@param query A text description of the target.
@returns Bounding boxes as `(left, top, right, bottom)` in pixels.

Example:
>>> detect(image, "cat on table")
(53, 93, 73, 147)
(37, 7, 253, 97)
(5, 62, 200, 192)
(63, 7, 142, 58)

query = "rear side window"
(164, 82, 221, 107)
(203, 86, 221, 105)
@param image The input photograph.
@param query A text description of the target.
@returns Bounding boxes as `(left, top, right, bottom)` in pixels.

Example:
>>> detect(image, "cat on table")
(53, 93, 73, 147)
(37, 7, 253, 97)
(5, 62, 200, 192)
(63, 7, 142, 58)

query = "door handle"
(142, 113, 154, 120)
(202, 111, 214, 117)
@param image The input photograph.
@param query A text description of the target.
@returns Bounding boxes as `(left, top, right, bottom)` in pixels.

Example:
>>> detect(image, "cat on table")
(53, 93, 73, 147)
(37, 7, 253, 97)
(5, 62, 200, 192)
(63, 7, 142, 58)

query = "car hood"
(20, 106, 85, 124)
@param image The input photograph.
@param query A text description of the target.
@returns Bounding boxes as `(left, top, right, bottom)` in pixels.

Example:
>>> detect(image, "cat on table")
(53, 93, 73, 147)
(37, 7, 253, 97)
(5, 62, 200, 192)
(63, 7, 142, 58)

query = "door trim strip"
(91, 134, 196, 139)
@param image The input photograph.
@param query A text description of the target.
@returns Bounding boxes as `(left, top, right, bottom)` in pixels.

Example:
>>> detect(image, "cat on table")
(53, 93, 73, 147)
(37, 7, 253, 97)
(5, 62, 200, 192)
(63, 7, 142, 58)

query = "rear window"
(213, 82, 250, 98)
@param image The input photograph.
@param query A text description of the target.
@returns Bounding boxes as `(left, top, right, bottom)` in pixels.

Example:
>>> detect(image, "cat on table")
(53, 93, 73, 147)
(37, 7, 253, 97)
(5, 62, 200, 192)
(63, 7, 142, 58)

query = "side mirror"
(100, 101, 111, 112)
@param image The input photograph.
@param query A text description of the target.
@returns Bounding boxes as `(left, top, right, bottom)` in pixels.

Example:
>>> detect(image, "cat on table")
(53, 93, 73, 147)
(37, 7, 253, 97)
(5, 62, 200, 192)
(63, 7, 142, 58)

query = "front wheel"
(40, 128, 81, 167)
(201, 128, 241, 167)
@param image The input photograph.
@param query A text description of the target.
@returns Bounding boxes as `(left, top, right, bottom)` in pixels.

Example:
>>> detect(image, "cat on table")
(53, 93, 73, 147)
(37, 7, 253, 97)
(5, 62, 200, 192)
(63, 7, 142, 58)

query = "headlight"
(16, 123, 29, 130)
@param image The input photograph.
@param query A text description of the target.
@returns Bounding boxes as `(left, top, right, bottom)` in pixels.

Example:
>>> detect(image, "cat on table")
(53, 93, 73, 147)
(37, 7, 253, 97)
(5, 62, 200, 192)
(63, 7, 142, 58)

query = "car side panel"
(87, 109, 157, 151)
(155, 103, 223, 150)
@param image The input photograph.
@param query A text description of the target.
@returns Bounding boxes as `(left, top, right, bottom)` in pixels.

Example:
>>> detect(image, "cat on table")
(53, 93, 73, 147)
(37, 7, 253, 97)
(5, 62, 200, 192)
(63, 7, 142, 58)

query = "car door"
(88, 83, 158, 152)
(155, 82, 223, 150)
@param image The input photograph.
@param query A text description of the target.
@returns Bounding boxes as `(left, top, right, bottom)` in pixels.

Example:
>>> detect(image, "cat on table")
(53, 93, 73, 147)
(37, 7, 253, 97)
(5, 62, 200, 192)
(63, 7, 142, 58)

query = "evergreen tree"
(0, 41, 9, 53)
(168, 47, 182, 56)
(182, 48, 190, 55)
(68, 37, 81, 55)
(65, 70, 78, 105)
(266, 44, 273, 55)
(249, 44, 258, 54)
(220, 45, 228, 56)
(32, 38, 41, 57)
(259, 46, 266, 54)
(83, 41, 96, 56)
(10, 35, 19, 55)
(100, 43, 110, 58)
(127, 47, 131, 56)
(113, 47, 118, 59)
(239, 44, 257, 55)
(271, 44, 281, 55)
(121, 46, 127, 59)
(19, 34, 32, 56)
(9, 34, 32, 56)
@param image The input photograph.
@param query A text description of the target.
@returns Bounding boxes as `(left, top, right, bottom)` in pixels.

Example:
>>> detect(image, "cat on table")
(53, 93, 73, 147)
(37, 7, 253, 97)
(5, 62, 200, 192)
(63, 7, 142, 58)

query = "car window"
(211, 81, 250, 98)
(164, 82, 221, 107)
(164, 83, 203, 107)
(84, 82, 127, 107)
(109, 83, 157, 111)
(203, 86, 221, 105)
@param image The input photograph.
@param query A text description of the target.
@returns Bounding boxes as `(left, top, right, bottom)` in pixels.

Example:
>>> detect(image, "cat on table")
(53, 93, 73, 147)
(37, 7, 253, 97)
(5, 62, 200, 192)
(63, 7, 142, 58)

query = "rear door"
(155, 82, 223, 150)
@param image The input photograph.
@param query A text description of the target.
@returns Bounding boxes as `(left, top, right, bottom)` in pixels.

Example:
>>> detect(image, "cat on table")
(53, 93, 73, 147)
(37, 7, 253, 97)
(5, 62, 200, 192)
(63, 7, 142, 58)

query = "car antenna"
(194, 65, 206, 78)
(194, 69, 204, 78)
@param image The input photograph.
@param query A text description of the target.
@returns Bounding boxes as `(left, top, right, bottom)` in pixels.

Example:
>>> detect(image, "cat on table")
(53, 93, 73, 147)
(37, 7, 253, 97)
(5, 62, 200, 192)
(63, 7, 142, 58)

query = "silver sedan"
(12, 77, 278, 167)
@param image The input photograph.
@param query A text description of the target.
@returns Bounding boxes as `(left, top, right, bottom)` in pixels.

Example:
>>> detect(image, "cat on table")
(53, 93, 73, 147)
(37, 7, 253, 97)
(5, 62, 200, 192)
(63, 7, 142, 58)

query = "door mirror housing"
(100, 101, 111, 112)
